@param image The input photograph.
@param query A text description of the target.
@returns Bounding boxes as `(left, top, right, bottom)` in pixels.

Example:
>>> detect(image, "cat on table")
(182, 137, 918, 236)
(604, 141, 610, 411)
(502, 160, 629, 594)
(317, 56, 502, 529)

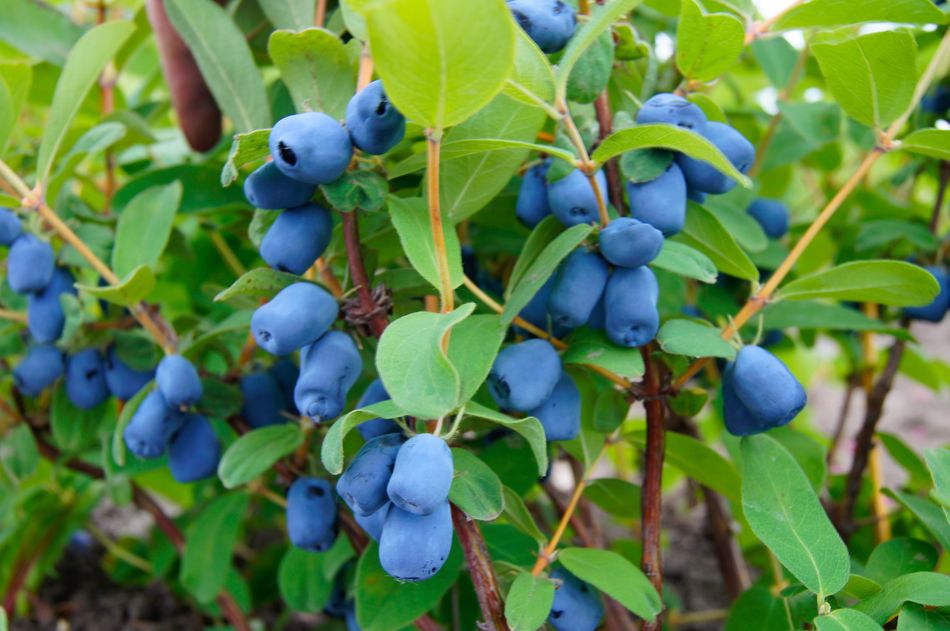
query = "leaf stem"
(209, 230, 246, 278)
(0, 309, 27, 323)
(426, 131, 455, 314)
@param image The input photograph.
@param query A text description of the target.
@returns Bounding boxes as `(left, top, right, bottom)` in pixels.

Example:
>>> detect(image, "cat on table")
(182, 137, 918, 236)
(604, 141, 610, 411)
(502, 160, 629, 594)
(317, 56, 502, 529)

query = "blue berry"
(260, 203, 333, 275)
(251, 282, 338, 356)
(345, 80, 406, 155)
(269, 113, 353, 185)
(243, 161, 315, 210)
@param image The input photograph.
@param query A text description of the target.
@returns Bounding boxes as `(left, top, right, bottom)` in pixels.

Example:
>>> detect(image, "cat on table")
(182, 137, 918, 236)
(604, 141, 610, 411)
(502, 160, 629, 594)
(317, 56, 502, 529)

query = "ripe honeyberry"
(488, 339, 562, 412)
(516, 160, 552, 228)
(529, 374, 581, 441)
(251, 282, 338, 356)
(904, 265, 950, 323)
(13, 345, 64, 396)
(260, 203, 333, 275)
(286, 477, 339, 552)
(243, 161, 316, 210)
(746, 198, 790, 239)
(379, 501, 453, 581)
(123, 389, 184, 458)
(345, 80, 406, 155)
(156, 354, 203, 408)
(27, 267, 75, 343)
(337, 432, 404, 516)
(355, 503, 390, 542)
(628, 162, 688, 236)
(598, 217, 665, 268)
(387, 433, 452, 516)
(269, 358, 299, 415)
(549, 169, 608, 227)
(269, 112, 352, 185)
(604, 266, 659, 348)
(295, 331, 362, 422)
(104, 346, 154, 401)
(506, 0, 576, 54)
(66, 349, 110, 409)
(722, 345, 806, 435)
(240, 371, 287, 428)
(548, 568, 604, 631)
(0, 207, 21, 246)
(636, 93, 708, 132)
(355, 379, 401, 440)
(168, 414, 221, 483)
(677, 122, 754, 195)
(548, 249, 609, 328)
(8, 233, 55, 294)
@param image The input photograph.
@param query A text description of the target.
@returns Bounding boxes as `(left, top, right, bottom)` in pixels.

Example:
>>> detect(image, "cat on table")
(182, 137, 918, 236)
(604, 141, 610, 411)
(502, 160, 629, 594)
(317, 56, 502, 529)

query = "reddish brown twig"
(638, 345, 665, 630)
(826, 373, 860, 466)
(594, 92, 625, 215)
(451, 507, 509, 631)
(342, 211, 389, 338)
(930, 161, 950, 235)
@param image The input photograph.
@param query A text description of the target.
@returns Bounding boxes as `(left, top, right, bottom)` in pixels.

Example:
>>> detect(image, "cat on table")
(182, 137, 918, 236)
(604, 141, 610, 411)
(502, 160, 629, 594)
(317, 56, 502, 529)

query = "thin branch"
(426, 132, 454, 313)
(342, 211, 388, 338)
(639, 345, 665, 631)
(930, 161, 950, 235)
(451, 507, 509, 631)
(594, 91, 625, 214)
(826, 374, 859, 466)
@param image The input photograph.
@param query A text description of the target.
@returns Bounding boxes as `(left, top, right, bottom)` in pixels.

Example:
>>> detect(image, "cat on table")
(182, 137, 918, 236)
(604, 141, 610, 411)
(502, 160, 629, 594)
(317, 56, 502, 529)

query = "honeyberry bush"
(3, 0, 950, 629)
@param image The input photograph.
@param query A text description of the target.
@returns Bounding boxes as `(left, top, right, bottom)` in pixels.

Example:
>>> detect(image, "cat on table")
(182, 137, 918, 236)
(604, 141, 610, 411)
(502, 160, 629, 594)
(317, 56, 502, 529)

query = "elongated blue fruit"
(269, 112, 352, 185)
(156, 354, 202, 408)
(243, 161, 315, 210)
(516, 160, 551, 228)
(604, 266, 659, 348)
(677, 122, 754, 195)
(506, 0, 576, 54)
(104, 346, 154, 401)
(548, 249, 609, 328)
(636, 93, 708, 132)
(260, 203, 333, 275)
(720, 362, 767, 436)
(240, 371, 287, 428)
(295, 331, 362, 422)
(627, 162, 687, 236)
(0, 207, 21, 246)
(345, 80, 406, 155)
(386, 434, 452, 516)
(168, 413, 221, 483)
(746, 198, 790, 239)
(66, 349, 110, 409)
(8, 233, 55, 294)
(124, 389, 185, 458)
(286, 477, 338, 552)
(488, 339, 562, 412)
(548, 568, 604, 631)
(269, 358, 299, 415)
(517, 276, 555, 333)
(13, 345, 64, 396)
(549, 169, 608, 227)
(379, 501, 453, 581)
(251, 282, 338, 356)
(722, 345, 806, 435)
(27, 267, 75, 343)
(355, 503, 390, 542)
(904, 265, 950, 322)
(598, 217, 664, 268)
(528, 374, 581, 441)
(337, 432, 404, 516)
(355, 379, 400, 440)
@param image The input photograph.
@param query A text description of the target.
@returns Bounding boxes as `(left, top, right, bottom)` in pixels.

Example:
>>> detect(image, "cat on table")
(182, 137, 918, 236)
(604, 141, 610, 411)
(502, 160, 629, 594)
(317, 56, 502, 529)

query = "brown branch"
(451, 507, 509, 631)
(342, 211, 388, 338)
(826, 373, 860, 466)
(837, 340, 906, 538)
(930, 161, 950, 235)
(639, 345, 665, 631)
(594, 91, 625, 214)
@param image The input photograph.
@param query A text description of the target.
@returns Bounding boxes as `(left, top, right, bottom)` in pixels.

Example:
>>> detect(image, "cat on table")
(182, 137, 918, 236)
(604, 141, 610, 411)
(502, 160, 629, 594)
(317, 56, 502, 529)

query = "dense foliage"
(2, 0, 950, 630)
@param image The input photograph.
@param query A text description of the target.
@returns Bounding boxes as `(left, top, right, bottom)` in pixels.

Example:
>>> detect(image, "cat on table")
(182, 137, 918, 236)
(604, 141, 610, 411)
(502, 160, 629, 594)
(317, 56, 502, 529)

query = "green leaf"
(218, 424, 305, 489)
(505, 572, 555, 631)
(180, 493, 249, 603)
(165, 0, 271, 132)
(900, 129, 950, 162)
(220, 129, 271, 187)
(36, 20, 136, 184)
(0, 0, 83, 67)
(775, 261, 941, 306)
(584, 479, 641, 518)
(679, 204, 758, 281)
(500, 486, 546, 543)
(925, 448, 950, 518)
(557, 548, 662, 620)
(214, 268, 300, 302)
(365, 0, 515, 129)
(112, 182, 182, 279)
(447, 314, 507, 405)
(885, 489, 950, 551)
(620, 149, 675, 184)
(507, 216, 566, 299)
(774, 0, 947, 30)
(562, 328, 645, 379)
(449, 448, 504, 520)
(878, 435, 931, 490)
(2, 424, 38, 480)
(388, 196, 464, 292)
(321, 401, 407, 475)
(503, 224, 594, 325)
(740, 435, 850, 598)
(814, 609, 885, 631)
(111, 384, 153, 466)
(321, 170, 389, 213)
(865, 538, 938, 585)
(627, 429, 740, 503)
(897, 603, 950, 630)
(658, 319, 736, 360)
(760, 301, 910, 338)
(592, 126, 752, 188)
(0, 72, 14, 158)
(714, 205, 769, 254)
(725, 585, 795, 631)
(438, 138, 577, 167)
(566, 32, 613, 104)
(269, 28, 356, 120)
(376, 305, 472, 419)
(356, 541, 463, 631)
(465, 402, 548, 477)
(675, 0, 745, 82)
(555, 0, 643, 99)
(278, 546, 333, 612)
(260, 0, 318, 30)
(811, 29, 917, 130)
(651, 240, 718, 283)
(76, 265, 156, 308)
(854, 572, 950, 624)
(503, 28, 556, 109)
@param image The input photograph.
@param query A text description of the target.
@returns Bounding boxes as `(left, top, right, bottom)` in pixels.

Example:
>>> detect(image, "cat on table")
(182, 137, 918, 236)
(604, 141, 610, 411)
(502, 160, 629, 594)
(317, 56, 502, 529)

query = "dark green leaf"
(505, 572, 555, 631)
(562, 328, 645, 379)
(557, 547, 662, 620)
(278, 546, 333, 612)
(112, 182, 182, 278)
(775, 261, 941, 306)
(218, 424, 305, 489)
(180, 493, 249, 603)
(680, 204, 758, 281)
(583, 479, 640, 518)
(449, 448, 504, 520)
(465, 402, 548, 477)
(657, 319, 736, 360)
(854, 573, 950, 624)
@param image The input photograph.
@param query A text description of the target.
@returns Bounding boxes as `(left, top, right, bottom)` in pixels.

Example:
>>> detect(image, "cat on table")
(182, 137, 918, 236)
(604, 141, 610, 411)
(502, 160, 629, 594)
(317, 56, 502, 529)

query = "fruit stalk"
(638, 344, 664, 631)
(451, 506, 509, 631)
